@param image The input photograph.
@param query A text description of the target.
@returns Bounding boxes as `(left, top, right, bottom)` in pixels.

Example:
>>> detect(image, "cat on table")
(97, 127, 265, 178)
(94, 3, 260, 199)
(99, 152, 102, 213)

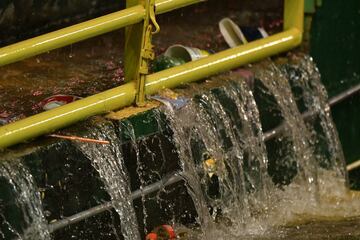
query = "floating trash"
(219, 17, 268, 48)
(146, 232, 158, 240)
(151, 96, 188, 111)
(0, 118, 9, 125)
(0, 111, 11, 125)
(240, 26, 268, 41)
(164, 44, 210, 63)
(47, 134, 110, 144)
(145, 225, 176, 240)
(0, 111, 22, 125)
(152, 44, 210, 73)
(37, 94, 82, 111)
(150, 89, 188, 111)
(201, 152, 218, 178)
(203, 158, 217, 178)
(219, 18, 248, 47)
(152, 55, 186, 72)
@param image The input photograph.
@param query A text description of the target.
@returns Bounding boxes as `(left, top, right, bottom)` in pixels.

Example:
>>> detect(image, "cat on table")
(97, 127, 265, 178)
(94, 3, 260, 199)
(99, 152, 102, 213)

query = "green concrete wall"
(310, 0, 360, 188)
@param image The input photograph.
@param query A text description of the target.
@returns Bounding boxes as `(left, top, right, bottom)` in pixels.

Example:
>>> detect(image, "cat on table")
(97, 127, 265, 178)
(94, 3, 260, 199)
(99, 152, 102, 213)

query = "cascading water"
(161, 77, 275, 238)
(0, 160, 50, 240)
(75, 122, 141, 240)
(163, 100, 216, 239)
(283, 55, 347, 182)
(120, 120, 151, 235)
(158, 55, 360, 239)
(0, 55, 359, 240)
(255, 61, 319, 204)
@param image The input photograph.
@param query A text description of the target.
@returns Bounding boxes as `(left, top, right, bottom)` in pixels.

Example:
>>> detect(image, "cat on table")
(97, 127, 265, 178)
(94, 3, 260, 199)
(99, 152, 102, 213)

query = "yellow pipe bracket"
(135, 0, 159, 106)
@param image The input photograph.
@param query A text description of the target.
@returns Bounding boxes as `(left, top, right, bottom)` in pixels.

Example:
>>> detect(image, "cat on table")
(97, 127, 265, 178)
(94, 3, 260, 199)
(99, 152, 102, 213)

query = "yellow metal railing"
(0, 0, 304, 149)
(0, 0, 203, 67)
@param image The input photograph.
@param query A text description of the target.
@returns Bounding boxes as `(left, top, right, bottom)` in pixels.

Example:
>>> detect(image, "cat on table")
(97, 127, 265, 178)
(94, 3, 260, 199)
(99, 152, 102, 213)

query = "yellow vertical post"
(284, 0, 304, 49)
(136, 0, 159, 106)
(284, 0, 304, 33)
(125, 0, 145, 84)
(125, 0, 159, 106)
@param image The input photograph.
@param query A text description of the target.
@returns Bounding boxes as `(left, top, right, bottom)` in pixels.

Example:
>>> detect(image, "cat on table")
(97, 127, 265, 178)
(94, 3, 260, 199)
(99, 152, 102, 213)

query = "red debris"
(36, 94, 82, 111)
(146, 232, 158, 240)
(145, 225, 176, 240)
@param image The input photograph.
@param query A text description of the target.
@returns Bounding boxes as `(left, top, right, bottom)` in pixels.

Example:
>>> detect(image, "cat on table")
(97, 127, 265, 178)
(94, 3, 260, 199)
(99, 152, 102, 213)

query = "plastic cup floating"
(164, 44, 210, 63)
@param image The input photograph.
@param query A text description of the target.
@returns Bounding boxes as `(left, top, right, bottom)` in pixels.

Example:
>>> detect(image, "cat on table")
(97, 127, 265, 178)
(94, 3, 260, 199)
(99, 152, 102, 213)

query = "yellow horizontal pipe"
(0, 0, 203, 67)
(0, 6, 144, 66)
(146, 28, 302, 92)
(0, 28, 301, 149)
(156, 0, 205, 13)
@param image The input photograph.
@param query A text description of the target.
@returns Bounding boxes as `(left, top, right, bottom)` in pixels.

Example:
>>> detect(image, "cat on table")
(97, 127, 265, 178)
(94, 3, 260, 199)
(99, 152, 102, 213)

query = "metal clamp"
(136, 0, 160, 106)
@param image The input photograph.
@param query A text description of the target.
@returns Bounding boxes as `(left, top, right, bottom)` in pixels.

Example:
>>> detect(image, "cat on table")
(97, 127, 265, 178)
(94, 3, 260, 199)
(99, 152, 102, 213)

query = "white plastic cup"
(164, 44, 210, 62)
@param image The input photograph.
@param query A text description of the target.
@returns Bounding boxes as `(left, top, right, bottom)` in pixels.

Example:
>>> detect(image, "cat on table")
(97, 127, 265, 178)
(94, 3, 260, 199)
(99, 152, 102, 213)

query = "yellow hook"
(149, 0, 160, 34)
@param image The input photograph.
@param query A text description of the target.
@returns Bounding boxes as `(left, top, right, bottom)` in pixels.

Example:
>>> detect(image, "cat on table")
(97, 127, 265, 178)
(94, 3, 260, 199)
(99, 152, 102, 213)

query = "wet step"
(1, 56, 360, 240)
